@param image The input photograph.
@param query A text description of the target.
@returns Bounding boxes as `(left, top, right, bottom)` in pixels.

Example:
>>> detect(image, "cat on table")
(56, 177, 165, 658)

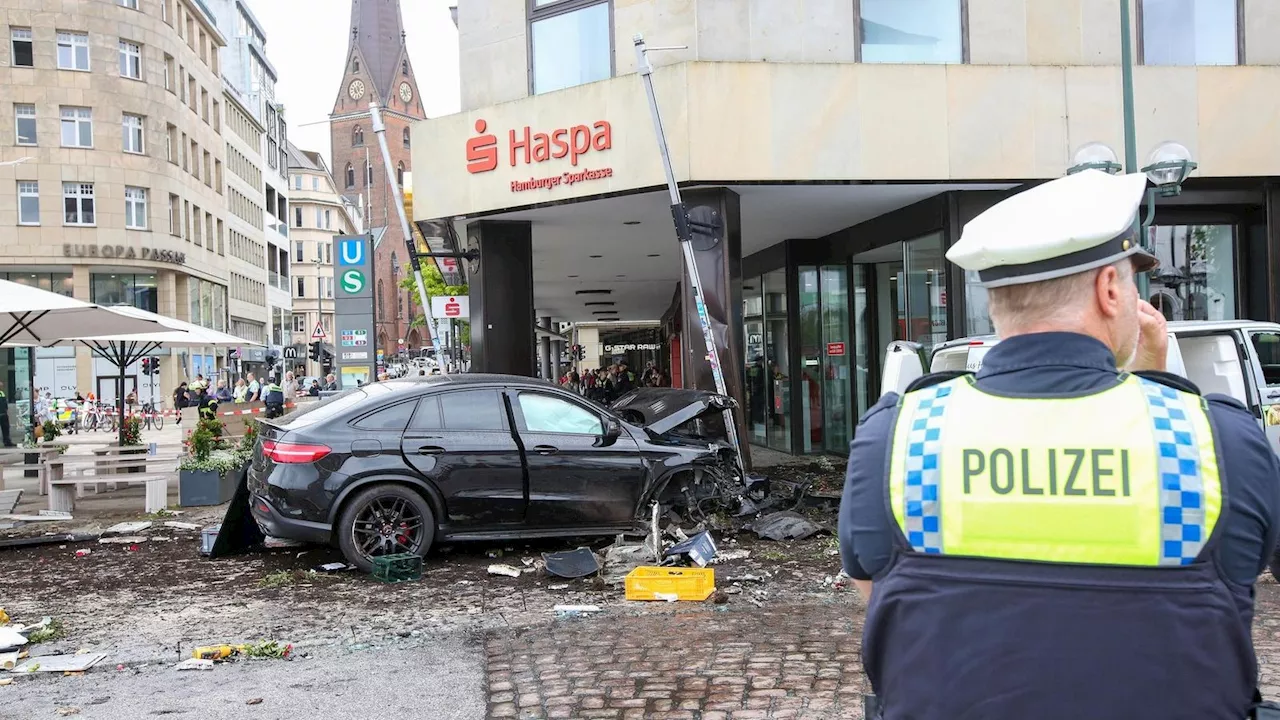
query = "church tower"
(330, 0, 427, 358)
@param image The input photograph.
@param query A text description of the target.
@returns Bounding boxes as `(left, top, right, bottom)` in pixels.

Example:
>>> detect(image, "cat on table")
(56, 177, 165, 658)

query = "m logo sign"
(466, 119, 498, 174)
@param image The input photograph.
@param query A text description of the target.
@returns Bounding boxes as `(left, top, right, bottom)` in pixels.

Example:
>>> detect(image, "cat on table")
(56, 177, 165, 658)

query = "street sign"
(431, 295, 470, 319)
(334, 234, 377, 390)
(311, 322, 327, 340)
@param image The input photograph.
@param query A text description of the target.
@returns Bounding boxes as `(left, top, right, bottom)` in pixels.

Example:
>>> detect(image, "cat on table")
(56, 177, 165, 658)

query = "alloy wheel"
(350, 495, 426, 560)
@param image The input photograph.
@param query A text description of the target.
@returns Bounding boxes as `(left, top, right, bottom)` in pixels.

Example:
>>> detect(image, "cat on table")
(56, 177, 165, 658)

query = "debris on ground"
(542, 547, 600, 579)
(0, 650, 18, 670)
(102, 521, 152, 536)
(663, 531, 718, 568)
(246, 698, 263, 705)
(0, 489, 22, 515)
(98, 536, 148, 545)
(710, 549, 750, 563)
(553, 605, 602, 618)
(751, 510, 825, 541)
(12, 653, 107, 673)
(601, 544, 650, 585)
(55, 706, 80, 716)
(175, 658, 215, 671)
(162, 521, 200, 531)
(486, 564, 522, 578)
(24, 617, 64, 644)
(314, 562, 350, 573)
(624, 566, 716, 602)
(262, 536, 303, 549)
(0, 627, 27, 650)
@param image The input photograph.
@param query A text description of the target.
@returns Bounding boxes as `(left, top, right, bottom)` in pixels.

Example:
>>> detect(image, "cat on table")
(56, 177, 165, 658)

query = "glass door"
(763, 269, 790, 451)
(852, 265, 872, 427)
(820, 265, 852, 453)
(798, 267, 822, 454)
(904, 232, 948, 352)
(743, 280, 767, 445)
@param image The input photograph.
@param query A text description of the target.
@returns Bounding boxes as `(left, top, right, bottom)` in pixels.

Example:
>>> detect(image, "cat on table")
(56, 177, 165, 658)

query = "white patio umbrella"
(47, 305, 262, 444)
(0, 279, 163, 347)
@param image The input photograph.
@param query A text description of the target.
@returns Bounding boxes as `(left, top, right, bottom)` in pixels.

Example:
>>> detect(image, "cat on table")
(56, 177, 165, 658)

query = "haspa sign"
(466, 119, 614, 194)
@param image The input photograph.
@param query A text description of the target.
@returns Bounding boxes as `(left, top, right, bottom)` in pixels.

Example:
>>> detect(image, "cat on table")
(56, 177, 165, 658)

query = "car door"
(510, 389, 645, 529)
(400, 388, 526, 528)
(1246, 329, 1280, 453)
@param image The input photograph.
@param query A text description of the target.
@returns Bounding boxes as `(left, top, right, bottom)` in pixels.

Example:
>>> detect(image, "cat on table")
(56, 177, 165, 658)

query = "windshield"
(275, 384, 394, 429)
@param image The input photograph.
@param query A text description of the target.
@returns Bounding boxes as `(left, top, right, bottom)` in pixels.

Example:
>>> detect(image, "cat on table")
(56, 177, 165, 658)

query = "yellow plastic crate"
(624, 566, 716, 602)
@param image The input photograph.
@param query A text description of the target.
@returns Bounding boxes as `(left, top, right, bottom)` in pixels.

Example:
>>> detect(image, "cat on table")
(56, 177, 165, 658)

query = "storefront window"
(90, 273, 156, 312)
(763, 269, 790, 452)
(1147, 224, 1236, 321)
(904, 233, 948, 352)
(798, 267, 822, 454)
(743, 278, 767, 446)
(529, 1, 611, 94)
(964, 270, 995, 336)
(820, 266, 852, 454)
(6, 273, 73, 297)
(859, 0, 963, 64)
(1141, 0, 1238, 66)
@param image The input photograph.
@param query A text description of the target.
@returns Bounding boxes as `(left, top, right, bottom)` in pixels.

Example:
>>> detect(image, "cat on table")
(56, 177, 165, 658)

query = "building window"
(62, 182, 95, 226)
(293, 314, 307, 333)
(168, 193, 180, 235)
(858, 0, 964, 64)
(1140, 0, 1239, 66)
(119, 39, 142, 79)
(403, 127, 411, 148)
(57, 32, 90, 71)
(402, 59, 409, 75)
(124, 186, 147, 229)
(294, 206, 303, 228)
(296, 276, 305, 298)
(324, 209, 331, 229)
(91, 273, 157, 312)
(60, 106, 93, 148)
(119, 0, 140, 8)
(312, 176, 319, 190)
(293, 241, 304, 262)
(351, 58, 359, 73)
(17, 181, 39, 225)
(344, 163, 355, 188)
(366, 161, 373, 185)
(314, 207, 322, 228)
(1147, 224, 1237, 321)
(11, 28, 33, 68)
(14, 104, 36, 146)
(529, 0, 612, 95)
(321, 276, 333, 299)
(396, 162, 404, 187)
(352, 125, 364, 146)
(122, 113, 145, 154)
(293, 174, 302, 190)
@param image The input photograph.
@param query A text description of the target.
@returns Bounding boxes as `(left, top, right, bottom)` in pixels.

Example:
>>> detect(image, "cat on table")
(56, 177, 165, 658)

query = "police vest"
(864, 373, 1255, 720)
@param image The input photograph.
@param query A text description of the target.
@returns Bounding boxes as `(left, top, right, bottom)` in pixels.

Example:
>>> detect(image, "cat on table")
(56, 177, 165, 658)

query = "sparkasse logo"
(466, 118, 613, 175)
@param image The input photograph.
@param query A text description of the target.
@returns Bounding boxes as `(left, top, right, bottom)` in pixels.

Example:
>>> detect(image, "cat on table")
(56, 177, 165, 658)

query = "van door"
(880, 341, 925, 398)
(1245, 329, 1280, 452)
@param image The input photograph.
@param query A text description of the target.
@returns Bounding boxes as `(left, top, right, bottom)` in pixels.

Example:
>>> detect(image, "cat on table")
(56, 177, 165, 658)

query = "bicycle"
(79, 402, 117, 433)
(140, 400, 164, 431)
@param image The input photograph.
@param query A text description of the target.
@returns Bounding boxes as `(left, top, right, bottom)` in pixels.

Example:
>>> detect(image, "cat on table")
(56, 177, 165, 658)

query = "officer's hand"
(1125, 300, 1168, 373)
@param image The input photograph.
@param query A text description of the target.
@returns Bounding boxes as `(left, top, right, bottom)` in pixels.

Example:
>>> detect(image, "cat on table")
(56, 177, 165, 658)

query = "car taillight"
(262, 440, 331, 464)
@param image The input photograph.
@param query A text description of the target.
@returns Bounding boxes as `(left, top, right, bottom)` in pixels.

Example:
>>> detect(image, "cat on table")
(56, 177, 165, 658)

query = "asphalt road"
(0, 639, 486, 720)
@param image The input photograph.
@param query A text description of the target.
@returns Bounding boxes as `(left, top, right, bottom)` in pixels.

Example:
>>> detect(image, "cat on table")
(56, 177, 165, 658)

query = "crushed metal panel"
(541, 547, 601, 579)
(751, 511, 825, 541)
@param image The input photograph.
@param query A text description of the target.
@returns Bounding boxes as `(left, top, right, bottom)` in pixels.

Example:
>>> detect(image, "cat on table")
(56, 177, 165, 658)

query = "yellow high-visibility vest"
(887, 374, 1221, 566)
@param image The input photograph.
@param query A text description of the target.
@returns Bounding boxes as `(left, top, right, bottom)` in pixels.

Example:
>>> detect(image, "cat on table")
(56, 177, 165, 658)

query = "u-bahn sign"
(333, 234, 376, 389)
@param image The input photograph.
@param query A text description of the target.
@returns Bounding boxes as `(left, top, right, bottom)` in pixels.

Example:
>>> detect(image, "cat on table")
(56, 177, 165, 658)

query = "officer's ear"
(1093, 264, 1125, 319)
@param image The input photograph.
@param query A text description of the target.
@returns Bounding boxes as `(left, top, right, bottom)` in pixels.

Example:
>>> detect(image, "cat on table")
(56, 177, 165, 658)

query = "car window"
(352, 400, 417, 431)
(1251, 332, 1280, 387)
(409, 396, 442, 430)
(439, 390, 506, 431)
(518, 393, 602, 435)
(275, 385, 393, 428)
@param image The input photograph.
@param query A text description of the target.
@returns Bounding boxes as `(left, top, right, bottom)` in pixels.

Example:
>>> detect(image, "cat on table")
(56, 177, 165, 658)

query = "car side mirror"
(599, 417, 622, 446)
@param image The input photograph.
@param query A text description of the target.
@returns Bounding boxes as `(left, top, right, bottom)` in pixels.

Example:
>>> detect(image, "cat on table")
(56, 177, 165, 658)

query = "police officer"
(262, 376, 284, 419)
(839, 169, 1280, 720)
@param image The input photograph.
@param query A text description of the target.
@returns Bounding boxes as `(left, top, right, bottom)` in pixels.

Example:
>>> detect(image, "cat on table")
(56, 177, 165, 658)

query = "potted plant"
(40, 419, 60, 443)
(178, 418, 243, 506)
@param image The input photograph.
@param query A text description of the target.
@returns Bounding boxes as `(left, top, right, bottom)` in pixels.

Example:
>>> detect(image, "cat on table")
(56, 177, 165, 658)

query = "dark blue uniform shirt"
(840, 332, 1280, 594)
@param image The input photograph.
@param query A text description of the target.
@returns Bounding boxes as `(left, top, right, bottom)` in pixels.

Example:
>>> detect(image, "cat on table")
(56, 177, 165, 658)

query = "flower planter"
(179, 462, 244, 507)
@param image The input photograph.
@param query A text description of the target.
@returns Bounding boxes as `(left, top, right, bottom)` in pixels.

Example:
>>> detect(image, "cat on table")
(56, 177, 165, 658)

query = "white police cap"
(947, 170, 1158, 288)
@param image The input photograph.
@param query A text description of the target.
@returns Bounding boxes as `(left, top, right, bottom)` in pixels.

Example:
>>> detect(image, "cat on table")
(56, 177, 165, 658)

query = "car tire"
(336, 483, 436, 573)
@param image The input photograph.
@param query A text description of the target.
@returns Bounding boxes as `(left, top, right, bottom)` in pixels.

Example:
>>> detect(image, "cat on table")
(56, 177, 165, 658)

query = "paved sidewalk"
(484, 603, 866, 720)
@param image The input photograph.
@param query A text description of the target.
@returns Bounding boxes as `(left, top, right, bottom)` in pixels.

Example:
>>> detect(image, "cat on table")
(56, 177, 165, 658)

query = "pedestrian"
(263, 375, 284, 418)
(245, 372, 261, 403)
(172, 382, 189, 425)
(0, 380, 11, 447)
(232, 378, 247, 403)
(215, 379, 233, 403)
(839, 170, 1280, 719)
(323, 373, 338, 391)
(308, 379, 321, 397)
(283, 371, 296, 402)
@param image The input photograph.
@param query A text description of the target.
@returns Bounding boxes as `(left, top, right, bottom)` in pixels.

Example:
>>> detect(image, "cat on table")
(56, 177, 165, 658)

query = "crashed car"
(247, 374, 748, 571)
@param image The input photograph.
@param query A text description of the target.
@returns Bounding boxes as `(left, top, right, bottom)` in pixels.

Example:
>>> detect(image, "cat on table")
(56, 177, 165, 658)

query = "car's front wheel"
(337, 484, 435, 573)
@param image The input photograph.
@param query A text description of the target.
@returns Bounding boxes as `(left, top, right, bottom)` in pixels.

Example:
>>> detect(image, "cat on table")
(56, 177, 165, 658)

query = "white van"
(880, 320, 1280, 455)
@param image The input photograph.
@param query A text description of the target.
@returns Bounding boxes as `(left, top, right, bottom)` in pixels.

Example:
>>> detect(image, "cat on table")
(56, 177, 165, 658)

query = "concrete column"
(466, 220, 536, 376)
(679, 188, 751, 467)
(538, 316, 552, 380)
(551, 336, 563, 382)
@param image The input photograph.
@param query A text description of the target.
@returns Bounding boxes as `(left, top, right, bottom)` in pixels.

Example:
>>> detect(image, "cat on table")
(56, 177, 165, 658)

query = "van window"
(1250, 333, 1280, 387)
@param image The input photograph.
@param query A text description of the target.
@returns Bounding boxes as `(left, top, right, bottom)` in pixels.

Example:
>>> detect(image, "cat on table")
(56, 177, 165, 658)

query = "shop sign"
(466, 118, 615, 194)
(431, 295, 469, 319)
(64, 244, 185, 265)
(826, 342, 846, 357)
(605, 343, 661, 353)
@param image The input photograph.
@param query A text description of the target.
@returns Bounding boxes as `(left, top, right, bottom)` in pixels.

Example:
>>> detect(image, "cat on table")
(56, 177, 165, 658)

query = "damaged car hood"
(610, 388, 737, 438)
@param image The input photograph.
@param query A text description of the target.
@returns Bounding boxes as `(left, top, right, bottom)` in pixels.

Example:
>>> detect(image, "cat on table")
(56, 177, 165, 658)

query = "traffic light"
(308, 341, 321, 362)
(140, 357, 151, 375)
(572, 344, 586, 361)
(150, 357, 161, 375)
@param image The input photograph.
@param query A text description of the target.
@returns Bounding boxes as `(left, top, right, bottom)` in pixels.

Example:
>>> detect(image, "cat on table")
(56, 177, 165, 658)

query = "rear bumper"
(249, 493, 332, 545)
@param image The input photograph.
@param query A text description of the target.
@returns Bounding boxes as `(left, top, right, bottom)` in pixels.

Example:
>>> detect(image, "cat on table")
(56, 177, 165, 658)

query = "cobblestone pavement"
(484, 601, 866, 720)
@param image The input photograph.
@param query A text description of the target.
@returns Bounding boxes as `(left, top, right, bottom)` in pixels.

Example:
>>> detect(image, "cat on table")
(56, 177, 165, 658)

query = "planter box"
(179, 462, 243, 507)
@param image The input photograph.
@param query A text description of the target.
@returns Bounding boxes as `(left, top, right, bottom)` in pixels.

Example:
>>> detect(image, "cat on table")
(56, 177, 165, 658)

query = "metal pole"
(367, 101, 443, 360)
(634, 35, 745, 470)
(1120, 0, 1150, 299)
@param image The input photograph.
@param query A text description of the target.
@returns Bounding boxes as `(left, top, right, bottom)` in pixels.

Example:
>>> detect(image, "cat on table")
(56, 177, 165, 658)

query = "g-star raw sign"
(466, 118, 614, 194)
(64, 244, 185, 265)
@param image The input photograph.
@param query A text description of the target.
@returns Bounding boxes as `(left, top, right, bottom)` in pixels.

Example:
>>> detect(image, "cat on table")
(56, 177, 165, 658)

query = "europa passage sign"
(332, 234, 377, 389)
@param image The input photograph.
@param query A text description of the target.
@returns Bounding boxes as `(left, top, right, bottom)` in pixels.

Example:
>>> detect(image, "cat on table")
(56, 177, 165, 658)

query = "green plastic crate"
(370, 553, 423, 583)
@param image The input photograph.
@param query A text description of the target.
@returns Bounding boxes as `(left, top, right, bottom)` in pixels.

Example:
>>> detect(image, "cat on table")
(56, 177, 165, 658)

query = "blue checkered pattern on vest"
(902, 383, 953, 554)
(1138, 377, 1208, 566)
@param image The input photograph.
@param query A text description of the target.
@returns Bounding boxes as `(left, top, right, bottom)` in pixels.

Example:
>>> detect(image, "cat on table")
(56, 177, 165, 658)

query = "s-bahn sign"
(333, 234, 376, 390)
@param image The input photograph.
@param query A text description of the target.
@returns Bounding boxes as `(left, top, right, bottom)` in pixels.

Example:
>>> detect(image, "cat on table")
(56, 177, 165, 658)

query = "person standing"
(232, 378, 247, 403)
(245, 372, 261, 403)
(323, 374, 338, 391)
(840, 170, 1280, 719)
(262, 376, 284, 418)
(215, 380, 233, 403)
(172, 382, 189, 426)
(0, 381, 11, 447)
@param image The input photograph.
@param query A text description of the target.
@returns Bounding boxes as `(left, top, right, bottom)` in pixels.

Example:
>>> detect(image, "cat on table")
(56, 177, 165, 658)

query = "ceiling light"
(592, 311, 618, 315)
(589, 254, 603, 259)
(584, 301, 615, 307)
(567, 275, 579, 278)
(623, 221, 641, 226)
(615, 274, 626, 278)
(646, 253, 660, 258)
(575, 289, 612, 295)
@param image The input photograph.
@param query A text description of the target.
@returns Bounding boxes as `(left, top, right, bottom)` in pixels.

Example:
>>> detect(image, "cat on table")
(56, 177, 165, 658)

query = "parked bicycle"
(139, 400, 164, 431)
(79, 401, 117, 433)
